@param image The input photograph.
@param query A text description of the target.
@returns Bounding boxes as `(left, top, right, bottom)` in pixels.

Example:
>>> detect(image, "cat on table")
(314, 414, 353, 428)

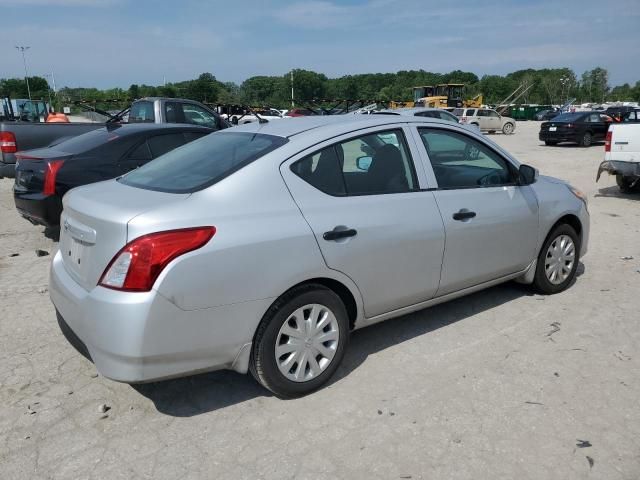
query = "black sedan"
(539, 111, 613, 147)
(14, 123, 212, 229)
(535, 109, 560, 121)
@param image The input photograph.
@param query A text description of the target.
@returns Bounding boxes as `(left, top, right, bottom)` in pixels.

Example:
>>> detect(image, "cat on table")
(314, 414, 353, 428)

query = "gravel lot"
(1, 121, 639, 479)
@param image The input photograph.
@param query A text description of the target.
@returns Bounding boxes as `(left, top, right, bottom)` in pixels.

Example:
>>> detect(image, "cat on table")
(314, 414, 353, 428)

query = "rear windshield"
(551, 112, 585, 122)
(53, 128, 121, 154)
(119, 131, 288, 193)
(129, 101, 156, 123)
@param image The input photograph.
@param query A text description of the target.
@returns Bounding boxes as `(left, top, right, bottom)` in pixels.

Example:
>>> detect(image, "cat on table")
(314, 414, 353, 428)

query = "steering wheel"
(477, 171, 502, 186)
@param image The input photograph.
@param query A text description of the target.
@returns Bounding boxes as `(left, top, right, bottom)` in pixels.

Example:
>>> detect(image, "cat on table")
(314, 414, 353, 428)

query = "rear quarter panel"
(605, 124, 640, 163)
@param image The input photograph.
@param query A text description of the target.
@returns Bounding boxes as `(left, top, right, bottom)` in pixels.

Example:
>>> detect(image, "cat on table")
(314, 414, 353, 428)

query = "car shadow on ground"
(595, 185, 640, 200)
(134, 266, 586, 417)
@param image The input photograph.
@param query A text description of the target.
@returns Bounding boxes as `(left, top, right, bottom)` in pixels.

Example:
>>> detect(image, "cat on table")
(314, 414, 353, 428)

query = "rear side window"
(466, 109, 477, 116)
(291, 130, 418, 196)
(129, 101, 156, 123)
(120, 132, 288, 193)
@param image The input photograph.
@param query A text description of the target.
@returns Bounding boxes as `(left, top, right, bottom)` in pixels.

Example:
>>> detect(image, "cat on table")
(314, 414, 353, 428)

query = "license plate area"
(549, 126, 557, 132)
(67, 238, 86, 268)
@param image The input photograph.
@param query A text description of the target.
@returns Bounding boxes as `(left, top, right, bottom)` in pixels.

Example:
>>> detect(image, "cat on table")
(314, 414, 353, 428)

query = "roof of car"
(228, 114, 454, 138)
(374, 107, 445, 116)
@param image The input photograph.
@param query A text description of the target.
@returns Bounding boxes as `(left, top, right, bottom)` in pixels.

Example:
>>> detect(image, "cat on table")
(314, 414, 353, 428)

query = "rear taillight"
(0, 132, 17, 153)
(43, 160, 65, 195)
(566, 123, 574, 128)
(605, 130, 612, 152)
(99, 227, 216, 292)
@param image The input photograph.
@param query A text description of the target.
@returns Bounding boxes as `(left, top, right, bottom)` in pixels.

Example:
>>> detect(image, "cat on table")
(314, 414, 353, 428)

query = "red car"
(286, 108, 316, 117)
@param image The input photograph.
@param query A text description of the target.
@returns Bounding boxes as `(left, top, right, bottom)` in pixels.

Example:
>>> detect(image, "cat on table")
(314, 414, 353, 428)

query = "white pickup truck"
(597, 124, 640, 193)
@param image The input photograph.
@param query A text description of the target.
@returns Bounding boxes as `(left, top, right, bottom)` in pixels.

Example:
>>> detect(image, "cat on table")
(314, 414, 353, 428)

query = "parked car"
(539, 111, 613, 147)
(0, 97, 228, 179)
(596, 123, 640, 192)
(50, 115, 589, 398)
(14, 124, 212, 229)
(621, 109, 640, 123)
(535, 109, 560, 121)
(452, 108, 516, 134)
(286, 108, 317, 117)
(373, 107, 460, 123)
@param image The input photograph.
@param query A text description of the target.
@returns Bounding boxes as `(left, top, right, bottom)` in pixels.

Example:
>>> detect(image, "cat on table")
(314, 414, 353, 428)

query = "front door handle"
(323, 228, 358, 241)
(452, 209, 476, 221)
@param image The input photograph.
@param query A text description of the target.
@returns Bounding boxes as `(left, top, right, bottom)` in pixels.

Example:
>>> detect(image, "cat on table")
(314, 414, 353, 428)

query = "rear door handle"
(452, 210, 476, 221)
(323, 228, 358, 241)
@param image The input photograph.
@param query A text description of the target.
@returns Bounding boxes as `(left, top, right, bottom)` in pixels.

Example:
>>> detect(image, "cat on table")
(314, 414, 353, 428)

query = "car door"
(281, 126, 446, 318)
(487, 110, 502, 130)
(412, 126, 539, 296)
(118, 139, 152, 174)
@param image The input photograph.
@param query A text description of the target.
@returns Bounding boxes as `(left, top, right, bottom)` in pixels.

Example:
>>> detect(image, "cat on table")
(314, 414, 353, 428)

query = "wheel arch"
(546, 213, 583, 245)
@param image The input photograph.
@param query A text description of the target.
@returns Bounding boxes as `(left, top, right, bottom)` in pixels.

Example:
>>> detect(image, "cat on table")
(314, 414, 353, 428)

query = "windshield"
(551, 112, 585, 122)
(119, 131, 288, 193)
(53, 128, 121, 153)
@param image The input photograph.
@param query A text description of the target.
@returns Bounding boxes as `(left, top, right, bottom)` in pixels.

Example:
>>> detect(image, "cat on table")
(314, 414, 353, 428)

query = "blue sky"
(2, 0, 639, 89)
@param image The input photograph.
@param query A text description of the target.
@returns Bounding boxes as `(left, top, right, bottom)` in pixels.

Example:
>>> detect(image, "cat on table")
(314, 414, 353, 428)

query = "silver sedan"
(50, 115, 589, 397)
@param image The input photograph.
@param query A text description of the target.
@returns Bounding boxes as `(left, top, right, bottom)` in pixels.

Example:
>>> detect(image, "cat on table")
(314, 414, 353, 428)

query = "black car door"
(587, 113, 608, 140)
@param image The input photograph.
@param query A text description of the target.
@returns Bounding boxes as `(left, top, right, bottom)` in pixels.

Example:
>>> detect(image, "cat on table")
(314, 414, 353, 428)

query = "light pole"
(290, 70, 295, 108)
(559, 77, 568, 104)
(15, 46, 32, 102)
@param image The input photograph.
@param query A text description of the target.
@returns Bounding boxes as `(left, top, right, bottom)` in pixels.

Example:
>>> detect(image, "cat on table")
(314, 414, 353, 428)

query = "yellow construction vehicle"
(414, 83, 483, 109)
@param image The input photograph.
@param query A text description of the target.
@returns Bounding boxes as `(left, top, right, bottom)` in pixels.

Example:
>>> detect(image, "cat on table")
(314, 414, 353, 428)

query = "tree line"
(1, 67, 639, 111)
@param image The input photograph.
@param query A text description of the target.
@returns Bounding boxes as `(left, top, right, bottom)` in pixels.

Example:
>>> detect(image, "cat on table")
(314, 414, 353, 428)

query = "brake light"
(0, 132, 17, 153)
(99, 227, 215, 292)
(605, 130, 612, 152)
(566, 123, 574, 128)
(43, 160, 65, 195)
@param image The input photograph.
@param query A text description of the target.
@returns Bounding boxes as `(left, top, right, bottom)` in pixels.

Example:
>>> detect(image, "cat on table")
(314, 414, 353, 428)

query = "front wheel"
(250, 285, 349, 398)
(502, 122, 515, 135)
(580, 131, 592, 147)
(533, 224, 580, 294)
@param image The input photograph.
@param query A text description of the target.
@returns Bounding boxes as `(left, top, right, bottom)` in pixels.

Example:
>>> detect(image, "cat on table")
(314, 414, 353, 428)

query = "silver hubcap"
(275, 304, 340, 383)
(544, 234, 576, 285)
(504, 124, 513, 134)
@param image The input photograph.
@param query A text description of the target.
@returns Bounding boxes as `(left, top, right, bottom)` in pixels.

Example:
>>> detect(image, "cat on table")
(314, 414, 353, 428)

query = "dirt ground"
(1, 121, 639, 480)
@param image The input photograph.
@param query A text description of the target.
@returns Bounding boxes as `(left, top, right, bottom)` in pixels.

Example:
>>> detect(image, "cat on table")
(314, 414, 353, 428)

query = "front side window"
(291, 130, 418, 196)
(487, 110, 500, 118)
(182, 104, 219, 129)
(419, 128, 515, 189)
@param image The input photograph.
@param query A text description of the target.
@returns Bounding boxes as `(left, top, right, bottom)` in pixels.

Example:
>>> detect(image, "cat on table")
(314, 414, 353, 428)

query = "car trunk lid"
(59, 180, 190, 291)
(14, 148, 73, 193)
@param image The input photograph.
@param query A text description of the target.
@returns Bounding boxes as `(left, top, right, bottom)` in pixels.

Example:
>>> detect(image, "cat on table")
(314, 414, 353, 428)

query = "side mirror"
(518, 164, 538, 185)
(356, 155, 373, 171)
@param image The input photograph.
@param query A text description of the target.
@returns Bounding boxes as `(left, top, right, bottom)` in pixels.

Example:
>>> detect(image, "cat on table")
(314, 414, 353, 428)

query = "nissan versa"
(50, 115, 589, 398)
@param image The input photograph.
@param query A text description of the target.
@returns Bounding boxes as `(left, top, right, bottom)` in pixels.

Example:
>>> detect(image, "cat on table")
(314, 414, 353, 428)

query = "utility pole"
(290, 70, 294, 108)
(15, 46, 32, 102)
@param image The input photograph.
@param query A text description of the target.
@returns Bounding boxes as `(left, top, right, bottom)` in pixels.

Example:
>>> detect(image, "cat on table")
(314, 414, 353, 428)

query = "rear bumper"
(49, 251, 272, 382)
(539, 131, 579, 143)
(596, 160, 640, 181)
(13, 190, 62, 227)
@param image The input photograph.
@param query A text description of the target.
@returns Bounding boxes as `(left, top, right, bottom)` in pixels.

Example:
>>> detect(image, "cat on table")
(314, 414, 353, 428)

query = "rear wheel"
(616, 175, 637, 193)
(544, 140, 558, 146)
(250, 284, 349, 398)
(580, 131, 592, 147)
(533, 224, 580, 294)
(502, 122, 515, 135)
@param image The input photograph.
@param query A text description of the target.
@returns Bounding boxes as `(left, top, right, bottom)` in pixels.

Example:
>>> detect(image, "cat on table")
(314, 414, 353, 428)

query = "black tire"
(580, 131, 592, 147)
(250, 284, 349, 398)
(544, 140, 558, 146)
(616, 175, 636, 193)
(533, 224, 580, 295)
(502, 122, 515, 135)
